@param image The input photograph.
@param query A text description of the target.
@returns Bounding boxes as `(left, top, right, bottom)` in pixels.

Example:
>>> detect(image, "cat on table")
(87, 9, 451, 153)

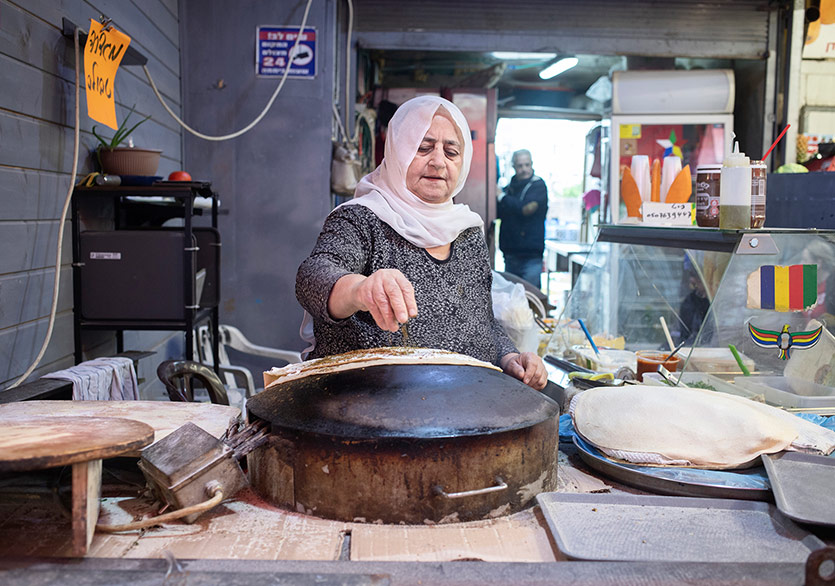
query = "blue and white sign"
(256, 26, 316, 78)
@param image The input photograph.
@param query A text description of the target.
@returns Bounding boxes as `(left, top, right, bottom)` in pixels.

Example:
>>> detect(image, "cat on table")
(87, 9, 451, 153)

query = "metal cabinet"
(71, 182, 220, 368)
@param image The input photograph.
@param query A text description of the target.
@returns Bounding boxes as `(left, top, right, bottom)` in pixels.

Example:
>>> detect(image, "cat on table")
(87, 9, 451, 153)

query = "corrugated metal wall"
(355, 0, 771, 59)
(0, 0, 184, 392)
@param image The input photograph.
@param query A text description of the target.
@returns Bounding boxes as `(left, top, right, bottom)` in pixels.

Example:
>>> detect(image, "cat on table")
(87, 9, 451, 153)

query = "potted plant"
(93, 105, 162, 176)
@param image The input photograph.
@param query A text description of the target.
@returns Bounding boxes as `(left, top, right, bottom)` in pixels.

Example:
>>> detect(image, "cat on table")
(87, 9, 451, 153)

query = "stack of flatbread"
(264, 347, 500, 390)
(570, 385, 835, 469)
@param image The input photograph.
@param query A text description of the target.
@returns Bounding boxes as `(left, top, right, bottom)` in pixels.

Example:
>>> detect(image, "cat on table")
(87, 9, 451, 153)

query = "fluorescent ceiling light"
(490, 51, 557, 60)
(539, 57, 579, 80)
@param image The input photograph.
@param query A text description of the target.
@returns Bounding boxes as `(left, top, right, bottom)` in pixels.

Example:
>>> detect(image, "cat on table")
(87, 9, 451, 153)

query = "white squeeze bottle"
(719, 141, 752, 230)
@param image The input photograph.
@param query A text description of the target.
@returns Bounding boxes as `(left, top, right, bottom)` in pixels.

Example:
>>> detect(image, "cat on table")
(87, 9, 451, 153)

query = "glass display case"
(547, 225, 835, 410)
(609, 115, 733, 223)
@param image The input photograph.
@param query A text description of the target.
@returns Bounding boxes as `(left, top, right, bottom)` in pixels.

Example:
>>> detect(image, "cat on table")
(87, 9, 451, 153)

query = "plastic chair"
(157, 360, 229, 405)
(196, 324, 302, 398)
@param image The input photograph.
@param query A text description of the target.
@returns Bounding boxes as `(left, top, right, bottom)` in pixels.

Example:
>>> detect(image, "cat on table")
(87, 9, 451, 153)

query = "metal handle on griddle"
(432, 476, 507, 499)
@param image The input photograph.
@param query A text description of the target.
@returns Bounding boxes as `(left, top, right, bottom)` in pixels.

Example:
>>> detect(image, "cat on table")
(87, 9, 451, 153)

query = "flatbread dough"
(720, 391, 835, 455)
(264, 346, 500, 389)
(570, 385, 803, 469)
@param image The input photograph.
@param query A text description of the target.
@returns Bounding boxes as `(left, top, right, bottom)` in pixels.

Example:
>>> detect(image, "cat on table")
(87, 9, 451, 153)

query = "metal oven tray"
(762, 451, 835, 527)
(536, 492, 824, 562)
(573, 435, 771, 501)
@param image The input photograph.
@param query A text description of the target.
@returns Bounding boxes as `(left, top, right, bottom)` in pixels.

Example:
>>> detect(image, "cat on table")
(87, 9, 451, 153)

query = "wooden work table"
(0, 439, 828, 585)
(0, 399, 830, 584)
(0, 400, 240, 558)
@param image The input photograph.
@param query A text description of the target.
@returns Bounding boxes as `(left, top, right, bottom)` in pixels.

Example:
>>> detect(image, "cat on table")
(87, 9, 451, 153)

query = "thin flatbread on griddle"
(264, 347, 501, 389)
(570, 385, 801, 469)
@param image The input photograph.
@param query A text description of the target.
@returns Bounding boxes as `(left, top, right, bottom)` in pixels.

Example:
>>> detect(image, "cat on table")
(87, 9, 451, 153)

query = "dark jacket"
(497, 174, 548, 255)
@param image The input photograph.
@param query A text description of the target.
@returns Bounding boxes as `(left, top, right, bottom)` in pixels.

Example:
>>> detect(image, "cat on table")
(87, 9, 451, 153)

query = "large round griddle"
(247, 363, 559, 439)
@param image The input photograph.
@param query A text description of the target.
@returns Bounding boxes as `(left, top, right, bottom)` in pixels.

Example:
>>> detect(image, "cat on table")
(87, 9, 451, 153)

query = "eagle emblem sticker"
(748, 323, 823, 360)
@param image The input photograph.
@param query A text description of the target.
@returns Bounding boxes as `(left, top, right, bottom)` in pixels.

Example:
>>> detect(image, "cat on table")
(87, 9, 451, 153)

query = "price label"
(642, 202, 694, 226)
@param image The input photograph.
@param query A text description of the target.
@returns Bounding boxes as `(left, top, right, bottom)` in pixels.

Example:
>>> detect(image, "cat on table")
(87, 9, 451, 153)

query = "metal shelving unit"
(71, 181, 220, 370)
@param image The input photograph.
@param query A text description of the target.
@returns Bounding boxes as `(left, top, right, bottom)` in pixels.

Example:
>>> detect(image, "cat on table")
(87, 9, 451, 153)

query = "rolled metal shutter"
(354, 0, 771, 60)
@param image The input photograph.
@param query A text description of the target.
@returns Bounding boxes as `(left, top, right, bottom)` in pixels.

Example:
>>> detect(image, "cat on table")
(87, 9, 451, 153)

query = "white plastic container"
(630, 155, 651, 202)
(719, 142, 751, 230)
(568, 346, 636, 373)
(660, 156, 682, 202)
(732, 375, 835, 408)
(643, 372, 765, 401)
(685, 347, 756, 374)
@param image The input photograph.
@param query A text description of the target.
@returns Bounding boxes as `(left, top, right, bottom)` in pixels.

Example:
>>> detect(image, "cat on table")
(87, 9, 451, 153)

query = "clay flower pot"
(98, 147, 163, 176)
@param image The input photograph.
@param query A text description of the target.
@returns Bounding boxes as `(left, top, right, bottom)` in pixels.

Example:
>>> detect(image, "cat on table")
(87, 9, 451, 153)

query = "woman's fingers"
(359, 269, 417, 332)
(365, 295, 396, 332)
(382, 277, 411, 325)
(501, 352, 524, 377)
(502, 352, 548, 391)
(362, 278, 398, 331)
(395, 273, 418, 320)
(370, 278, 399, 330)
(387, 272, 418, 322)
(519, 352, 548, 390)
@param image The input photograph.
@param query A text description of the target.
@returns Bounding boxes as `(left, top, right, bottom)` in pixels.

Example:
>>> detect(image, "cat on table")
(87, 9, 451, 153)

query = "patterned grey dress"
(296, 205, 517, 365)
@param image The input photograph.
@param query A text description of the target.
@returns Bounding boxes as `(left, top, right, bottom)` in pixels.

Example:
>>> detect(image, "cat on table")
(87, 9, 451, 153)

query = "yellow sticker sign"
(84, 20, 131, 130)
(619, 124, 642, 139)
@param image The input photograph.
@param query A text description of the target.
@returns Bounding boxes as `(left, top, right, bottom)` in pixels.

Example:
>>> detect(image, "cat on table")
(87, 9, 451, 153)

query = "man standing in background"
(497, 149, 548, 286)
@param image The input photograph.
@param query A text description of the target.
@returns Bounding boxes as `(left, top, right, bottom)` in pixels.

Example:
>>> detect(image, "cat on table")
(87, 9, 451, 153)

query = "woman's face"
(405, 113, 463, 204)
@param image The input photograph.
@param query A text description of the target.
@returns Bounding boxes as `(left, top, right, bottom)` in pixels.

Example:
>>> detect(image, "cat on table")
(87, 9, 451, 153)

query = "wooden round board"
(0, 416, 154, 472)
(0, 401, 241, 457)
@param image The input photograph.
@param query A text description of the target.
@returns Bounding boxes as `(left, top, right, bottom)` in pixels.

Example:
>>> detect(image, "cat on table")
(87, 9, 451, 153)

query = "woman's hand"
(330, 270, 418, 332)
(500, 352, 548, 390)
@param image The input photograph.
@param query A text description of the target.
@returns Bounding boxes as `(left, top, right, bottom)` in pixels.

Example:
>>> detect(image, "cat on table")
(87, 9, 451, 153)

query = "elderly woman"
(296, 96, 547, 390)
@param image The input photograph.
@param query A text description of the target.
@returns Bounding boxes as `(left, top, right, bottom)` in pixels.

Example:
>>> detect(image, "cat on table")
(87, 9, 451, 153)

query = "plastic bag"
(492, 271, 539, 354)
(331, 141, 361, 196)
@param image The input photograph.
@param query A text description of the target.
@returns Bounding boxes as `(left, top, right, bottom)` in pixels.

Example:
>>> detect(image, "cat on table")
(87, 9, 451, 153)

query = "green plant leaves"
(92, 104, 151, 150)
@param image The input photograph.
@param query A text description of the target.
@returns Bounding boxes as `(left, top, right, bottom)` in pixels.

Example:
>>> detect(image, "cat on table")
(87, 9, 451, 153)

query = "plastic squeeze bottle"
(719, 141, 752, 230)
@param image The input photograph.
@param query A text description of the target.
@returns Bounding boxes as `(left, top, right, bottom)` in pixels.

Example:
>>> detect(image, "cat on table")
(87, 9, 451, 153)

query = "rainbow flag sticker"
(746, 264, 818, 311)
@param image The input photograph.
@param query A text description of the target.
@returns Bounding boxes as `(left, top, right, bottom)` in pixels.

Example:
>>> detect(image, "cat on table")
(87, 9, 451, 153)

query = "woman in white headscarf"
(296, 96, 546, 389)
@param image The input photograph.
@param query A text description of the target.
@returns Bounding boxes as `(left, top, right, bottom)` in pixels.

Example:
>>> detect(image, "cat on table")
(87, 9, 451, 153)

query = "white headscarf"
(340, 95, 484, 248)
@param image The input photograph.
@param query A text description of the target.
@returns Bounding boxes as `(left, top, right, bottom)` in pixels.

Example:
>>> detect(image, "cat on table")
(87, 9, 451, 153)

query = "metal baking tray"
(762, 451, 835, 527)
(573, 435, 771, 501)
(536, 492, 824, 563)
